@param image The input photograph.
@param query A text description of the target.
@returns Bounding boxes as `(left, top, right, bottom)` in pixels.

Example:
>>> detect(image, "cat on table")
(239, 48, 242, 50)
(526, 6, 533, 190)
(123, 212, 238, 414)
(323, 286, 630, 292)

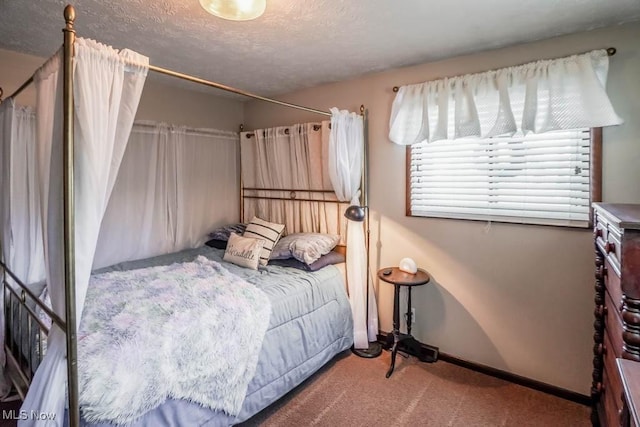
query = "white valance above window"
(389, 49, 623, 145)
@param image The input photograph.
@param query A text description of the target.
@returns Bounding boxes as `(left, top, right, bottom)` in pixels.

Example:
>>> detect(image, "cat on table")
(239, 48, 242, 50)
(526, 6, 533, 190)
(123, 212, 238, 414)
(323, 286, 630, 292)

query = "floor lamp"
(344, 205, 382, 358)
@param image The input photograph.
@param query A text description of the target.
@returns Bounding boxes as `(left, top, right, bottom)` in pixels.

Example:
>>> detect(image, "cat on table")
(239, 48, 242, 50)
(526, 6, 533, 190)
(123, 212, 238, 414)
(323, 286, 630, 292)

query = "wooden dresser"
(617, 358, 640, 427)
(592, 203, 640, 426)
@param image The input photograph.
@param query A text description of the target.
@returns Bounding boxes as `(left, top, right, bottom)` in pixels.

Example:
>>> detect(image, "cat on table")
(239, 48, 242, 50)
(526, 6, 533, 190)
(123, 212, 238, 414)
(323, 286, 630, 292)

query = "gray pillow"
(269, 250, 345, 272)
(208, 223, 247, 241)
(270, 233, 340, 265)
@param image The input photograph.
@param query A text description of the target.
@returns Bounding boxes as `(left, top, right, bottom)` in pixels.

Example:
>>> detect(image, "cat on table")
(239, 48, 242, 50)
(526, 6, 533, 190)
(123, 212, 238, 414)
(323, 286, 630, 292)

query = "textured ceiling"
(1, 0, 640, 98)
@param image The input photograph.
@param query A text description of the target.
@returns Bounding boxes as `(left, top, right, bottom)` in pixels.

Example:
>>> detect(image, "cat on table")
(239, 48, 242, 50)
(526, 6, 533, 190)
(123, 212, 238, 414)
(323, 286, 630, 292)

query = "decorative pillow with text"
(223, 232, 265, 270)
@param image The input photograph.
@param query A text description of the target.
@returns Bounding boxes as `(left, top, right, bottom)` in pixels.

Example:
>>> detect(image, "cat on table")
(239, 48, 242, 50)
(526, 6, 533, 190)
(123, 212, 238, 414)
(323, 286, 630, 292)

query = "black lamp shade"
(344, 205, 365, 222)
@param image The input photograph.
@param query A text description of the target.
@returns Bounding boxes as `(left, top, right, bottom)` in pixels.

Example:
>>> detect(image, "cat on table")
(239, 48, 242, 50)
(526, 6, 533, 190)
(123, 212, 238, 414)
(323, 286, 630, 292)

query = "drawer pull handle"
(606, 242, 616, 253)
(594, 228, 603, 238)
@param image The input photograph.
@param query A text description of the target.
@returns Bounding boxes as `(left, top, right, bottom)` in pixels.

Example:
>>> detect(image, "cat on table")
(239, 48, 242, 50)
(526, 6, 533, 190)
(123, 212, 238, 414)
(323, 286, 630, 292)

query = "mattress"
(83, 246, 353, 426)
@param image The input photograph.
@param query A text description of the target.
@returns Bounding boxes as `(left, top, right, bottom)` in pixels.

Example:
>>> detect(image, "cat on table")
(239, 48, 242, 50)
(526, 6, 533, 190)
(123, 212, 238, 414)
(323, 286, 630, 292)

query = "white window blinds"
(394, 49, 619, 227)
(409, 128, 592, 227)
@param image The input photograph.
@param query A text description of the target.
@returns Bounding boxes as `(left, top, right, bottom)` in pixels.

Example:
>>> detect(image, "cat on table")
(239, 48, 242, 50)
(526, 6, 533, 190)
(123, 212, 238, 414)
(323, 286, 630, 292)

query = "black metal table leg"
(386, 339, 399, 378)
(407, 286, 413, 336)
(386, 283, 401, 378)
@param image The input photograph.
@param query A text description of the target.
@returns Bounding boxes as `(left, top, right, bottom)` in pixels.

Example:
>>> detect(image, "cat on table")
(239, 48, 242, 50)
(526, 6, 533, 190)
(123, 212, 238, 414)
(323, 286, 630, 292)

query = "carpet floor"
(0, 351, 591, 426)
(240, 350, 591, 427)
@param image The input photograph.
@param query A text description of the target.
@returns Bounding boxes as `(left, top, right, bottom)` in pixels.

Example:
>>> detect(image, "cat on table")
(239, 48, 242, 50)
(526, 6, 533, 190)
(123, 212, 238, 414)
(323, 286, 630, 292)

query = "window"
(407, 128, 602, 227)
(392, 51, 617, 228)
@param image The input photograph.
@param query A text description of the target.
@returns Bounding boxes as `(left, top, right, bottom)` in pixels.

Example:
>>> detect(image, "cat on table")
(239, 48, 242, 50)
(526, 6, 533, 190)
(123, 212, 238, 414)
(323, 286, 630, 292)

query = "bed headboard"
(239, 123, 350, 245)
(240, 186, 350, 246)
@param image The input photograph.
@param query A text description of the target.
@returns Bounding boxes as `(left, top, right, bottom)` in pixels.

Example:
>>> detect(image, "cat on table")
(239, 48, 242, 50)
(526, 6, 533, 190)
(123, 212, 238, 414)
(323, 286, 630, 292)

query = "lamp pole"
(349, 106, 381, 358)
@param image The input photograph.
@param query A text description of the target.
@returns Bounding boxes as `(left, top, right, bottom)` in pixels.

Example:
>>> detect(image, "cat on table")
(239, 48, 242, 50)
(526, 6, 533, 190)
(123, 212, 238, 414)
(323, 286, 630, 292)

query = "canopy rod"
(244, 124, 324, 138)
(391, 46, 617, 93)
(147, 64, 331, 117)
(132, 121, 238, 138)
(3, 64, 332, 120)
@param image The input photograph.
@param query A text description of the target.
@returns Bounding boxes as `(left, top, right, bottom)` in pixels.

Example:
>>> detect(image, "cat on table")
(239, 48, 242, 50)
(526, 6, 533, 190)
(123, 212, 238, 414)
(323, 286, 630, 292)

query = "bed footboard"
(2, 264, 62, 400)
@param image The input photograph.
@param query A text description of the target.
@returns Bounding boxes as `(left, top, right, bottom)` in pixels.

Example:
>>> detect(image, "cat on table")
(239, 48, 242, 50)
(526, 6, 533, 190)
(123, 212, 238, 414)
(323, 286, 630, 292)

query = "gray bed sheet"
(82, 246, 353, 426)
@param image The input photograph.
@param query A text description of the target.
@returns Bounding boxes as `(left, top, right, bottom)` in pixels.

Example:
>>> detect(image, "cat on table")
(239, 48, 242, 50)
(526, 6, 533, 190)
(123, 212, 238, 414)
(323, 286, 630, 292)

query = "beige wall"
(244, 22, 640, 394)
(136, 80, 243, 131)
(0, 49, 42, 106)
(0, 48, 244, 131)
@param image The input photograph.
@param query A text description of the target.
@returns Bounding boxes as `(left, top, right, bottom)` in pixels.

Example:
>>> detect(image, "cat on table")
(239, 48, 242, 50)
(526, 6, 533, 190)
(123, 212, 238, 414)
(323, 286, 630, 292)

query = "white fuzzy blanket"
(78, 256, 271, 424)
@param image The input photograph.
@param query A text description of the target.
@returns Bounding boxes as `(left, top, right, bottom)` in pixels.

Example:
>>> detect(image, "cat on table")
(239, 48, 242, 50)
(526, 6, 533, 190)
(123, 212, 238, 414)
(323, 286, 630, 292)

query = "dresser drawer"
(603, 365, 623, 427)
(606, 290, 625, 357)
(604, 331, 624, 409)
(596, 218, 609, 252)
(607, 227, 622, 276)
(607, 260, 624, 317)
(603, 301, 624, 427)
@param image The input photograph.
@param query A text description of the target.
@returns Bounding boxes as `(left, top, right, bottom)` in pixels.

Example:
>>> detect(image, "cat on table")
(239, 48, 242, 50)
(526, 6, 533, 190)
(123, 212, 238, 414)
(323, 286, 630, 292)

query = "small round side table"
(378, 267, 438, 378)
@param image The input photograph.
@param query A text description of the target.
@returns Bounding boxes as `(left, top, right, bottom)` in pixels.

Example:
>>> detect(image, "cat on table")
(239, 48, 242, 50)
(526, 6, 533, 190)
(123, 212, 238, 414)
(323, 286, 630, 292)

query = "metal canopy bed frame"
(0, 4, 370, 426)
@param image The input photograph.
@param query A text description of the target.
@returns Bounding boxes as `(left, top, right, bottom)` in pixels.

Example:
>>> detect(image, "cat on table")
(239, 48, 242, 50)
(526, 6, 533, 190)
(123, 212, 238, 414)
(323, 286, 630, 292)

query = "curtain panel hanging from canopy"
(7, 107, 43, 286)
(19, 38, 148, 427)
(329, 108, 378, 349)
(0, 100, 45, 400)
(389, 49, 623, 145)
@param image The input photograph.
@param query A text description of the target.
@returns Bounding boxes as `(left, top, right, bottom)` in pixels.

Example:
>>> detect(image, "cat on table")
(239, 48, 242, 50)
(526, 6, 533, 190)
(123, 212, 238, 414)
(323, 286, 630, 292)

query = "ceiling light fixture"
(199, 0, 266, 21)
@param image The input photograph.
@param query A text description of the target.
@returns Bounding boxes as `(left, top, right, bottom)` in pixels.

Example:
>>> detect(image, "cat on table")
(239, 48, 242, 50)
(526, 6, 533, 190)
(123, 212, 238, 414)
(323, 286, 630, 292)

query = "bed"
(83, 245, 353, 426)
(5, 244, 352, 426)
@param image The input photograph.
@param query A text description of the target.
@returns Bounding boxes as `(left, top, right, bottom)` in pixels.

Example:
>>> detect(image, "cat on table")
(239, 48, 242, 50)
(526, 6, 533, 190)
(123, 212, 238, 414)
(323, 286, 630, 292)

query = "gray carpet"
(240, 350, 590, 426)
(0, 351, 590, 426)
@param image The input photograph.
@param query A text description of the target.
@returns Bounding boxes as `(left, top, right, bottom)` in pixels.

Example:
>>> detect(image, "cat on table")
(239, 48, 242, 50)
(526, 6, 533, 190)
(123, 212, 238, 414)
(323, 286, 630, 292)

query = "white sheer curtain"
(94, 125, 174, 267)
(241, 123, 341, 237)
(94, 123, 239, 269)
(0, 101, 10, 400)
(329, 107, 378, 349)
(20, 38, 148, 426)
(389, 49, 623, 145)
(0, 100, 45, 399)
(8, 106, 44, 286)
(174, 127, 238, 250)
